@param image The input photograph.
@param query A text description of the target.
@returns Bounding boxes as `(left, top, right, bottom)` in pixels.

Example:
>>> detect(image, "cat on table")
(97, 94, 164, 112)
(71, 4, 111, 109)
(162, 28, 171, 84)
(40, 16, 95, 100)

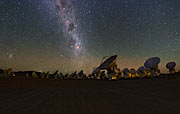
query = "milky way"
(55, 0, 83, 56)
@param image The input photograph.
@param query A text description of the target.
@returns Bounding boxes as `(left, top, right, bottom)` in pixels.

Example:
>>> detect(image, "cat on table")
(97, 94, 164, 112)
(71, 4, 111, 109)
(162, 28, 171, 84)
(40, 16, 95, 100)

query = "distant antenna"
(166, 62, 176, 74)
(138, 66, 145, 72)
(92, 55, 117, 74)
(166, 62, 176, 70)
(122, 68, 129, 73)
(129, 68, 136, 73)
(144, 57, 160, 69)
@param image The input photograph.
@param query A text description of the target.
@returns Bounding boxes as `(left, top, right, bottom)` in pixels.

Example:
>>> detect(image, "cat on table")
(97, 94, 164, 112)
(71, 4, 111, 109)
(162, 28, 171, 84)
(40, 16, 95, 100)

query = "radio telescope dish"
(130, 68, 136, 74)
(92, 55, 117, 74)
(78, 70, 84, 75)
(122, 68, 129, 73)
(138, 66, 145, 72)
(92, 68, 101, 75)
(99, 55, 117, 69)
(166, 62, 176, 70)
(144, 57, 160, 69)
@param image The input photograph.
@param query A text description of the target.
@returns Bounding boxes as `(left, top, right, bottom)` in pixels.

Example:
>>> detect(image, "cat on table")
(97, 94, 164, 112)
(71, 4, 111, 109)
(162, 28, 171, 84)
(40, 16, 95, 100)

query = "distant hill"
(14, 71, 42, 77)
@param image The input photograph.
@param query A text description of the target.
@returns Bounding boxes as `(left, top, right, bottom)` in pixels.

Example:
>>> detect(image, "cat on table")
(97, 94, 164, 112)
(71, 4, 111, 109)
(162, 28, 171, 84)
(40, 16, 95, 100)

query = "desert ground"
(0, 76, 180, 114)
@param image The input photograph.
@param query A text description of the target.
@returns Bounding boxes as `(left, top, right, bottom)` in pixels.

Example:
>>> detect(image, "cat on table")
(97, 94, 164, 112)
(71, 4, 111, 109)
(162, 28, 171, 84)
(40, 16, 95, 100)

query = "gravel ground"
(0, 77, 180, 114)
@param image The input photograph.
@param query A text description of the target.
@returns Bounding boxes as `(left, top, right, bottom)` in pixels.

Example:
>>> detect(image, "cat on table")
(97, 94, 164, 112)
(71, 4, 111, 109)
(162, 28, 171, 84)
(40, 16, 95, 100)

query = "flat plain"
(0, 76, 180, 114)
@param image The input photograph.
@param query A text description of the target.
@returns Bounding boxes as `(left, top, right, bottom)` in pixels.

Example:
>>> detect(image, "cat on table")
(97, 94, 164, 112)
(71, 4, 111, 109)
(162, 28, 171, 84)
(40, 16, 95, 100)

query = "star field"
(0, 0, 180, 73)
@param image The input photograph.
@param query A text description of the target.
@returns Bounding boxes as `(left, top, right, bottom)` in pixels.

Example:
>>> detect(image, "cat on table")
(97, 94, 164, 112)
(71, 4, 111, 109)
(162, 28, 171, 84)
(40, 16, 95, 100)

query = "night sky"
(0, 0, 180, 73)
